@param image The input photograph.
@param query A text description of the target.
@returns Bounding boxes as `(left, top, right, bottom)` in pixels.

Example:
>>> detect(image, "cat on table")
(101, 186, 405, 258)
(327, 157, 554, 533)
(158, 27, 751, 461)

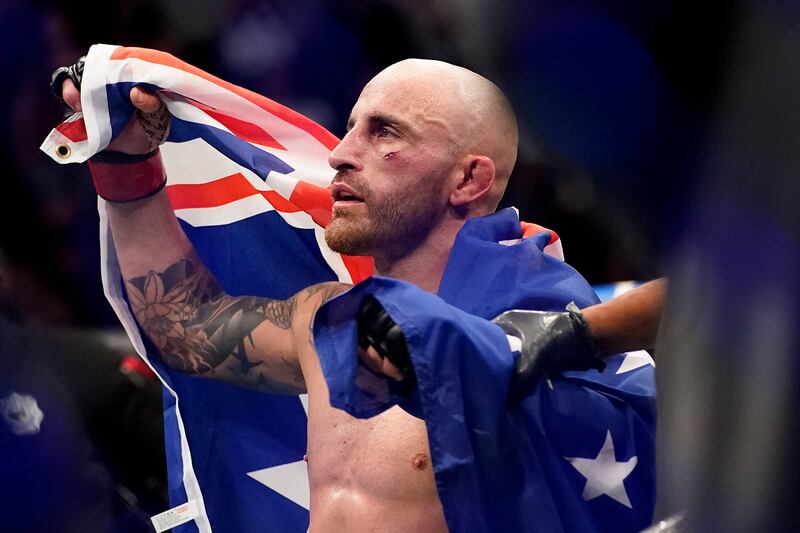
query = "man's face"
(324, 75, 459, 257)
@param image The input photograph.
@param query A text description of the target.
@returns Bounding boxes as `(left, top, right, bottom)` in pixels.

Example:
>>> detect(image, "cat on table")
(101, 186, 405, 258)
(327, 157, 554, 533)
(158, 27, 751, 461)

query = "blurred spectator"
(0, 300, 167, 532)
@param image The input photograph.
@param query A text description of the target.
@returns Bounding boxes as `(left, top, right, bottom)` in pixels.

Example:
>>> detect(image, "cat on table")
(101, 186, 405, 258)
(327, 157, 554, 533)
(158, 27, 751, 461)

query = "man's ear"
(449, 155, 496, 207)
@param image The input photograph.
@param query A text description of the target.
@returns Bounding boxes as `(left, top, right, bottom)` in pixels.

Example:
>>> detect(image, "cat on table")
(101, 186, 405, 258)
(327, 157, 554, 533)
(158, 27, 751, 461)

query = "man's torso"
(299, 332, 447, 533)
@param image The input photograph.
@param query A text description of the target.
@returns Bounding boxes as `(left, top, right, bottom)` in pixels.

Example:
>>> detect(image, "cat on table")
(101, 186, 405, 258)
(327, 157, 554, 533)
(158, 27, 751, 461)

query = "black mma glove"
(357, 295, 414, 383)
(51, 55, 86, 108)
(492, 302, 606, 402)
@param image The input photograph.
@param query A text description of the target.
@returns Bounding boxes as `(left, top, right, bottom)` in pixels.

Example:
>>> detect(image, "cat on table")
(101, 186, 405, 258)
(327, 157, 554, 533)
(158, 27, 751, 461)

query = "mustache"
(332, 172, 371, 199)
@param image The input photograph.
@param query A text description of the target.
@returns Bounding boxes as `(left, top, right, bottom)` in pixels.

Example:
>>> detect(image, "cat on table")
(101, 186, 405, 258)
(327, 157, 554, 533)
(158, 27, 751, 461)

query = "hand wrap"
(87, 149, 167, 202)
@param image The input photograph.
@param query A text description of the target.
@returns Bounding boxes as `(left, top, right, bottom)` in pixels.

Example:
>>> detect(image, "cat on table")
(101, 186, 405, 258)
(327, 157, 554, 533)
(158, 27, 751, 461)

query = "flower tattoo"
(123, 253, 308, 391)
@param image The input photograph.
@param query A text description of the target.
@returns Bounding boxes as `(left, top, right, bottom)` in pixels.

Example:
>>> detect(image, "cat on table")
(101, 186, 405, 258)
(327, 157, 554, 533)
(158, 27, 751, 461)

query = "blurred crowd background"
(0, 0, 734, 328)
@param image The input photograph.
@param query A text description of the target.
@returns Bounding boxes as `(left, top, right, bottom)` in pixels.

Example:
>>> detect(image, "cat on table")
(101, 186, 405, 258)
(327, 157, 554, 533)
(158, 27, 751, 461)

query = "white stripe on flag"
(175, 195, 275, 227)
(161, 138, 245, 186)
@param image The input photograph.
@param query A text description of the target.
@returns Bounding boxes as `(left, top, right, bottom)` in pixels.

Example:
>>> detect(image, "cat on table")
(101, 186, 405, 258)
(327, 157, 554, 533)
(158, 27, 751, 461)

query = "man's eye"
(377, 127, 394, 138)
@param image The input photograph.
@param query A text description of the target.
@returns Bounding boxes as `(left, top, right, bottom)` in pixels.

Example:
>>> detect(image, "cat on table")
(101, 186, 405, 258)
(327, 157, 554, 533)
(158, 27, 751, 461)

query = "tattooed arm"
(106, 190, 347, 394)
(56, 80, 346, 393)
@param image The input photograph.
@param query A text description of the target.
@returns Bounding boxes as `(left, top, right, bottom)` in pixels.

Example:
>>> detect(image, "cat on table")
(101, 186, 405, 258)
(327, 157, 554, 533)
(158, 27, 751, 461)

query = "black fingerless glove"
(51, 56, 86, 108)
(492, 302, 606, 402)
(357, 295, 414, 380)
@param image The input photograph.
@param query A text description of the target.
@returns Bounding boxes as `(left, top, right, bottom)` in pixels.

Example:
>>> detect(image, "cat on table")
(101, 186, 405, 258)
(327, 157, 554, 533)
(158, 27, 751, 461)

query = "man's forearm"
(107, 191, 236, 372)
(107, 189, 195, 277)
(107, 191, 305, 392)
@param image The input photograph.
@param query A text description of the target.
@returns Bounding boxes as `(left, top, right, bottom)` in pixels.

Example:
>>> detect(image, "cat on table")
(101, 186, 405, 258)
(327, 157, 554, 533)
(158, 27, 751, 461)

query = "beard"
(324, 170, 448, 257)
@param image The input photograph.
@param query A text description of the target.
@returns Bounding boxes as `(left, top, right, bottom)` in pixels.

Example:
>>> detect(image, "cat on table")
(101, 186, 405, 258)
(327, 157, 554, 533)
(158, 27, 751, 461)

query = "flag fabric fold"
(41, 44, 654, 532)
(314, 209, 656, 532)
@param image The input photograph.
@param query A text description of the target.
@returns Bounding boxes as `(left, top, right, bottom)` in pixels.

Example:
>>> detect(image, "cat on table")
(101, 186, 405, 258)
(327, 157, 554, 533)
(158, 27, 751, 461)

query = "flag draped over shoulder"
(40, 45, 654, 532)
(314, 209, 656, 532)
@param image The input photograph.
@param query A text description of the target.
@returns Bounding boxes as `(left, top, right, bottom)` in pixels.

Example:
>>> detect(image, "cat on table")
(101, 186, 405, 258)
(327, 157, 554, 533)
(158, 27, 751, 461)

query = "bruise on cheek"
(382, 151, 398, 160)
(411, 452, 429, 470)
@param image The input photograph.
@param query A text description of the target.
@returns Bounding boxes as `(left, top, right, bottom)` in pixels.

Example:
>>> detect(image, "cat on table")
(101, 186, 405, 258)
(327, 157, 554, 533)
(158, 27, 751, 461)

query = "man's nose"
(328, 130, 362, 172)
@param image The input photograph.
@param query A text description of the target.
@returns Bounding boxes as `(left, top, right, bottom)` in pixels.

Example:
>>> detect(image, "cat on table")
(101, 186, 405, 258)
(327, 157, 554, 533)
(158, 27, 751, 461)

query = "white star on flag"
(565, 430, 638, 508)
(616, 350, 655, 374)
(247, 394, 311, 510)
(247, 460, 310, 510)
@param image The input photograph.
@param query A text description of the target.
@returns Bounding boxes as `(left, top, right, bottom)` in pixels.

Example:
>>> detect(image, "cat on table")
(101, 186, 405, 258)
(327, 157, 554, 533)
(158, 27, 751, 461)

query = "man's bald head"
(326, 59, 518, 260)
(364, 59, 518, 212)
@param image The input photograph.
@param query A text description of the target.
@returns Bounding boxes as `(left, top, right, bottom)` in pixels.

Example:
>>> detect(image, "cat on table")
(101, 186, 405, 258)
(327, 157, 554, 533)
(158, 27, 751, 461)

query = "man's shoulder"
(297, 282, 351, 315)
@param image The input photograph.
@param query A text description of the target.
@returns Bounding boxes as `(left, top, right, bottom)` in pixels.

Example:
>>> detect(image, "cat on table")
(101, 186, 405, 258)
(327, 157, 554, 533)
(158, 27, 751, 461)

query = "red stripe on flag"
(341, 255, 374, 284)
(520, 221, 559, 245)
(262, 190, 301, 213)
(110, 47, 340, 150)
(196, 104, 286, 151)
(167, 173, 258, 210)
(289, 181, 333, 228)
(166, 173, 305, 217)
(56, 117, 88, 142)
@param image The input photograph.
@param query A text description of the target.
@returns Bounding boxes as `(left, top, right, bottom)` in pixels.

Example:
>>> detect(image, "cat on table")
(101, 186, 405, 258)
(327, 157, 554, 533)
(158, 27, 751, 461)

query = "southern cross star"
(616, 350, 655, 374)
(246, 394, 311, 510)
(565, 430, 638, 508)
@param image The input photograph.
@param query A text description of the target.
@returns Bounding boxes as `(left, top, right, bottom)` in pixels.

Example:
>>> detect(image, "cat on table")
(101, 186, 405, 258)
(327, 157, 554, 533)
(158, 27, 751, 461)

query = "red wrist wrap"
(87, 151, 167, 202)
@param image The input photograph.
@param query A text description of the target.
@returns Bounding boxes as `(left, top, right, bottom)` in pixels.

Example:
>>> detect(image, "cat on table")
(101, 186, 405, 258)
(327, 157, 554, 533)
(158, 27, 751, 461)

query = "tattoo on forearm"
(124, 253, 303, 392)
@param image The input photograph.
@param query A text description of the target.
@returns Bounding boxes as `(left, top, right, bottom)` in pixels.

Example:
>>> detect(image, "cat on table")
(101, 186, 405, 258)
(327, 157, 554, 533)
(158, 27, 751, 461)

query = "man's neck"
(372, 219, 463, 293)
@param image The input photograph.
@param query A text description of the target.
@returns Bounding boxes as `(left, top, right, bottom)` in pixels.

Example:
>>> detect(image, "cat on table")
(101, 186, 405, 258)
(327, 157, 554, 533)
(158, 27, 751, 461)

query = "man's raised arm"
(58, 72, 344, 395)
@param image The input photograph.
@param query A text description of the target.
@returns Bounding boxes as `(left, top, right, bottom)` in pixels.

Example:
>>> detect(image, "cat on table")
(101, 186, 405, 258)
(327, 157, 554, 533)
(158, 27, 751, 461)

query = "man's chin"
(324, 224, 373, 256)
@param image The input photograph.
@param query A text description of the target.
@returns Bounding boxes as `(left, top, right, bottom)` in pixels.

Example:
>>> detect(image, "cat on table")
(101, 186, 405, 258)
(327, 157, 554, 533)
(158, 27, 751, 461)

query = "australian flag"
(42, 45, 655, 532)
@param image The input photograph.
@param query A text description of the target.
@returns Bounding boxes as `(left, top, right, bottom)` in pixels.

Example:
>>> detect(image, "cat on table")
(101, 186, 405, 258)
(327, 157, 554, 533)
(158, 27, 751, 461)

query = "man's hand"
(51, 56, 172, 202)
(62, 78, 164, 154)
(54, 57, 166, 155)
(358, 345, 406, 382)
(357, 295, 413, 383)
(493, 303, 606, 402)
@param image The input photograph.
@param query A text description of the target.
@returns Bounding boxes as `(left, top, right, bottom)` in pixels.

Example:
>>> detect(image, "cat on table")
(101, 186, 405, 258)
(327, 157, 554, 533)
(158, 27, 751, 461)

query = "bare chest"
(306, 396, 437, 500)
(298, 351, 445, 531)
(305, 402, 446, 533)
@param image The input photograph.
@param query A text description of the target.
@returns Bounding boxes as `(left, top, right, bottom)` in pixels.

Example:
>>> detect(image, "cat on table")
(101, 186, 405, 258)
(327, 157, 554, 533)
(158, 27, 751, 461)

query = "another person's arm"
(582, 278, 667, 353)
(496, 278, 666, 400)
(358, 279, 667, 402)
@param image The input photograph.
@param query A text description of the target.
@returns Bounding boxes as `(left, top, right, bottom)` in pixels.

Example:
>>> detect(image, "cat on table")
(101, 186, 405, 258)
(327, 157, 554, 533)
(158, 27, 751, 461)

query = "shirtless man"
(59, 58, 519, 532)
